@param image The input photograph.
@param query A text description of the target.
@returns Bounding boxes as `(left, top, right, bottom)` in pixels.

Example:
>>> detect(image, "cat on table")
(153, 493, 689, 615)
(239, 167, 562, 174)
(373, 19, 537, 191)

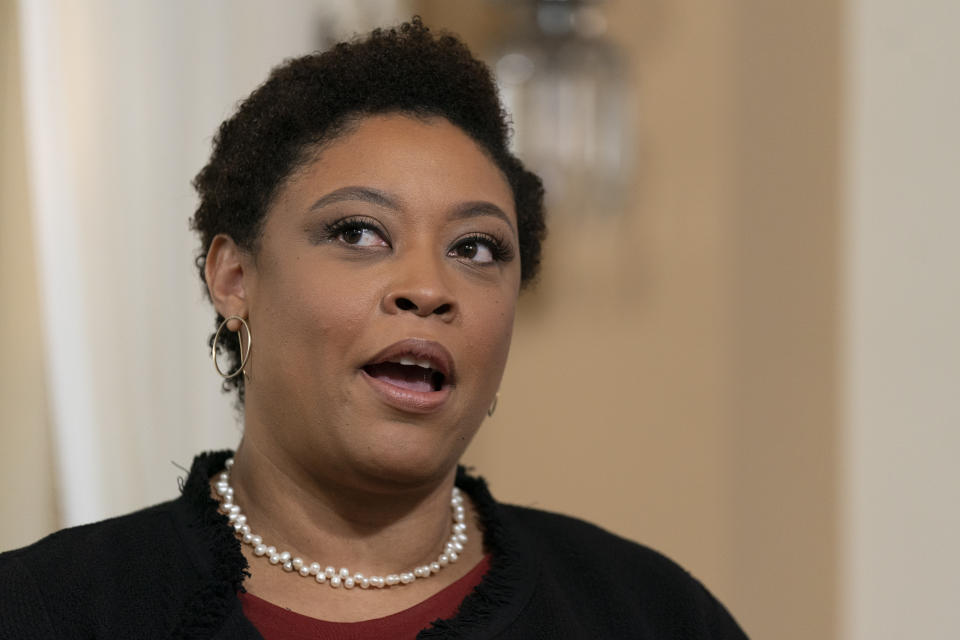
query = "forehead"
(273, 114, 516, 222)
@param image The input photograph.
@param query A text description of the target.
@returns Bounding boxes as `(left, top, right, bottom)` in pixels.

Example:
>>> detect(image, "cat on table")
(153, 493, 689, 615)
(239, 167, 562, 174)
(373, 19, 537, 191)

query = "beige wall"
(0, 0, 59, 549)
(418, 2, 840, 639)
(727, 2, 840, 638)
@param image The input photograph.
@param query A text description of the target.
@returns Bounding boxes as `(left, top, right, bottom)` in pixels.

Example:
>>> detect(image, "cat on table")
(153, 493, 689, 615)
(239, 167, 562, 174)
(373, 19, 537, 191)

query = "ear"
(205, 234, 251, 329)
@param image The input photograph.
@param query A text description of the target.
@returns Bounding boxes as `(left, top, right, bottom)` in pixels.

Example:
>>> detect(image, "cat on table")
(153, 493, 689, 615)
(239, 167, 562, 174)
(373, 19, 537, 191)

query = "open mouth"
(361, 339, 455, 398)
(362, 359, 446, 393)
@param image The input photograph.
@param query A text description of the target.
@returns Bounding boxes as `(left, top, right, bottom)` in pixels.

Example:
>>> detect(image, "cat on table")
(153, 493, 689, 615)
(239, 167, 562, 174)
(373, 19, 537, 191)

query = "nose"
(381, 256, 458, 321)
(383, 287, 456, 320)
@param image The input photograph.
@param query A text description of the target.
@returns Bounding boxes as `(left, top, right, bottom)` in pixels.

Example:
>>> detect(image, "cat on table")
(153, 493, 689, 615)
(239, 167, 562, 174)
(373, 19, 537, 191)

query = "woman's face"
(236, 114, 520, 488)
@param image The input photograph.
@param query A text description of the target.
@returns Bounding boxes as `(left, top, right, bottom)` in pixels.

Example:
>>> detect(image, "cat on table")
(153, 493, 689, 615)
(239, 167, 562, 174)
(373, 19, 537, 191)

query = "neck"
(227, 437, 459, 577)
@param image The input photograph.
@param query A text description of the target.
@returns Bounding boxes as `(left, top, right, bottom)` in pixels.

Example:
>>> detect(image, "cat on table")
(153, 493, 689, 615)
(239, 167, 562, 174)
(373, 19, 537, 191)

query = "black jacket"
(0, 451, 748, 639)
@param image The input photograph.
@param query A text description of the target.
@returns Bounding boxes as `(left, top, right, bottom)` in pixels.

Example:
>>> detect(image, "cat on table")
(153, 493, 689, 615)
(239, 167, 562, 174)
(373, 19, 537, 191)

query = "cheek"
(465, 291, 517, 373)
(255, 258, 376, 376)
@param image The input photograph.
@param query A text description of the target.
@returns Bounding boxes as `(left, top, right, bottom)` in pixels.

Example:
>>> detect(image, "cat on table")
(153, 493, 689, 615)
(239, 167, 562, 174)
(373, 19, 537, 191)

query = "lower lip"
(360, 370, 452, 414)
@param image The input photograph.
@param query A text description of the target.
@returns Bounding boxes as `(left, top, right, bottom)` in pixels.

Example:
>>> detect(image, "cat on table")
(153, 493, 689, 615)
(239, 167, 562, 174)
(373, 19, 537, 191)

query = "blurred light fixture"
(491, 0, 632, 219)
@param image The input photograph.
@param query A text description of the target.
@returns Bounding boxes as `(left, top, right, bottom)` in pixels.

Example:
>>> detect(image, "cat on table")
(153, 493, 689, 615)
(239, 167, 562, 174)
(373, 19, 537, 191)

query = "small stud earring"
(487, 392, 500, 417)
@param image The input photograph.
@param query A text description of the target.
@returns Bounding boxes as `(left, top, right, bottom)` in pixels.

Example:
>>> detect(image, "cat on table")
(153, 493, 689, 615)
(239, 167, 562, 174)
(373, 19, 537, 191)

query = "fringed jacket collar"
(172, 451, 535, 639)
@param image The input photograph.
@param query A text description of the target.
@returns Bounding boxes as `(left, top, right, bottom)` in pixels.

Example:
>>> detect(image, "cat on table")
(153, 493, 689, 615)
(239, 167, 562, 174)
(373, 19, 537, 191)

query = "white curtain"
(17, 0, 407, 528)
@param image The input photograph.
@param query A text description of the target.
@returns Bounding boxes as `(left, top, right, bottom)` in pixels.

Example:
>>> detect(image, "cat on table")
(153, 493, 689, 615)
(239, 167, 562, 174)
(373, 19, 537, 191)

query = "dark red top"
(239, 555, 491, 640)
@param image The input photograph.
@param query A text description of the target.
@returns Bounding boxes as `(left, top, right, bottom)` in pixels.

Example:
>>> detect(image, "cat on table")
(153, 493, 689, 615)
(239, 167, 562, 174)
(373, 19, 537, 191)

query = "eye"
(452, 240, 494, 263)
(448, 234, 511, 265)
(324, 217, 389, 248)
(340, 226, 386, 247)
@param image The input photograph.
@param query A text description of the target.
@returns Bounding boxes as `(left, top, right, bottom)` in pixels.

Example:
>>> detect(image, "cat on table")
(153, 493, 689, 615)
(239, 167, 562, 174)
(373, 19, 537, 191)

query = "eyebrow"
(449, 201, 517, 236)
(308, 185, 517, 235)
(308, 186, 399, 211)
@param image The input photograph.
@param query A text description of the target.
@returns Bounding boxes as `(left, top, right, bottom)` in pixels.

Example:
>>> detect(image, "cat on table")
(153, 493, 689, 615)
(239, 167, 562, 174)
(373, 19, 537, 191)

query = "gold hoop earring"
(212, 315, 252, 379)
(487, 392, 499, 417)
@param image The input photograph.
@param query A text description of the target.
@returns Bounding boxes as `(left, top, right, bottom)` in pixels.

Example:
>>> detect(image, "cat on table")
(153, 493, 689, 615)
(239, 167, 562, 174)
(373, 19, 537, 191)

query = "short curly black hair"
(191, 17, 546, 402)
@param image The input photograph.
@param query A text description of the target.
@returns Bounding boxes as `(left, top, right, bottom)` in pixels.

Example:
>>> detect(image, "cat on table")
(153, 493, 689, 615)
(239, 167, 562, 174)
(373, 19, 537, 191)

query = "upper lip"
(362, 338, 456, 385)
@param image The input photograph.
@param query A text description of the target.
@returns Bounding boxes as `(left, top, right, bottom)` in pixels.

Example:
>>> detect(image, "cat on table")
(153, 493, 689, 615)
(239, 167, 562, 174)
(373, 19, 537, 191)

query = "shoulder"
(498, 504, 749, 638)
(0, 451, 250, 639)
(0, 450, 238, 596)
(0, 499, 197, 638)
(5, 498, 180, 554)
(502, 503, 685, 578)
(0, 498, 185, 574)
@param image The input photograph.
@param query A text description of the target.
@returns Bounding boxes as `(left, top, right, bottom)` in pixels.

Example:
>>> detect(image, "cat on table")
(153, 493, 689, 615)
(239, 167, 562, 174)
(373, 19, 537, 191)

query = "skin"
(205, 114, 521, 621)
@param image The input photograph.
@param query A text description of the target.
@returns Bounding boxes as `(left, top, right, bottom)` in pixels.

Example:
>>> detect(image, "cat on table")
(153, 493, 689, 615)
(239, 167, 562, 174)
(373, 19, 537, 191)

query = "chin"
(347, 421, 471, 490)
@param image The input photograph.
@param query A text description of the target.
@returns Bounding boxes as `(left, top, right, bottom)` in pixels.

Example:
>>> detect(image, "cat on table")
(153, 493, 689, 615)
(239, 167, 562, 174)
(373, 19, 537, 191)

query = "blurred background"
(1, 1, 958, 638)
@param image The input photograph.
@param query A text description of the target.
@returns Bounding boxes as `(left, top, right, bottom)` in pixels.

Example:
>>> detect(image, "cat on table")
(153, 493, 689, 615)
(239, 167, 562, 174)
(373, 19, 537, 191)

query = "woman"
(0, 18, 747, 639)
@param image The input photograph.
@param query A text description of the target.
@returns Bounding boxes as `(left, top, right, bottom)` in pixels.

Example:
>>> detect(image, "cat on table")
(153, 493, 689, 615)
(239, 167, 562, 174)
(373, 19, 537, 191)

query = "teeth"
(395, 356, 435, 370)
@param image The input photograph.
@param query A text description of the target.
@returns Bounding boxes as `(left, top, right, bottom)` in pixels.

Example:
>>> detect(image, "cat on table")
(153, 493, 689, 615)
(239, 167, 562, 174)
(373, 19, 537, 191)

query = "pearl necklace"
(215, 458, 468, 590)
